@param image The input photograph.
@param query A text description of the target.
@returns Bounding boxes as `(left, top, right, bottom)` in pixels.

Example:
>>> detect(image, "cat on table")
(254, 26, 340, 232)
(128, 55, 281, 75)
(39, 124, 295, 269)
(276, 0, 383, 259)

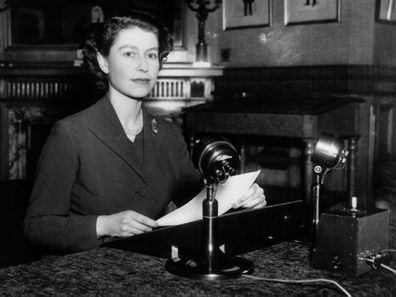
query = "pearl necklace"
(123, 112, 143, 141)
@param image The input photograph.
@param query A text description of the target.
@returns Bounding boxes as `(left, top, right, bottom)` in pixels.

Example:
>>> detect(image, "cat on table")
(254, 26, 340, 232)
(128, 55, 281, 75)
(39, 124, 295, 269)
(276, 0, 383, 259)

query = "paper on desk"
(157, 170, 260, 226)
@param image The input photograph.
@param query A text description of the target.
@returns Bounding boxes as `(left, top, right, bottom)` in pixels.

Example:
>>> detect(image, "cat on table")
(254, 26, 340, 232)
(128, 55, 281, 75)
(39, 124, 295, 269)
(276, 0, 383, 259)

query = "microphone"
(311, 132, 349, 234)
(312, 132, 348, 170)
(165, 137, 254, 279)
(191, 137, 239, 184)
(310, 133, 390, 275)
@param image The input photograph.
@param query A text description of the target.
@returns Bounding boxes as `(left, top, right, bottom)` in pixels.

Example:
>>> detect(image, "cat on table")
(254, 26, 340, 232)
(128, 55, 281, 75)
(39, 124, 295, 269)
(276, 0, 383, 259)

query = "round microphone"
(192, 137, 239, 184)
(312, 132, 347, 168)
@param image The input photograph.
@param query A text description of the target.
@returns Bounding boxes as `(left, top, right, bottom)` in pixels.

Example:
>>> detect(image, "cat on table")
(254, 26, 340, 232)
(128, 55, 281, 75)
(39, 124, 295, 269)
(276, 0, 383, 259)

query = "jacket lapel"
(142, 108, 161, 179)
(87, 96, 147, 184)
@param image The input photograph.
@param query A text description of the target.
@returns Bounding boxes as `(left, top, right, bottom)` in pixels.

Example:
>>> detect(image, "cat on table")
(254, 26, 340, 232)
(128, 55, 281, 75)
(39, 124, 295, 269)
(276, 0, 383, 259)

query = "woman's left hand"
(232, 183, 266, 209)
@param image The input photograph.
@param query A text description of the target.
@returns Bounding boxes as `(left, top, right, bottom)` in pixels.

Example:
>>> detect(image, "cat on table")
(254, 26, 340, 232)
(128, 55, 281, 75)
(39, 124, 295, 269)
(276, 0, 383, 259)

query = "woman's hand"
(232, 183, 266, 209)
(96, 210, 158, 238)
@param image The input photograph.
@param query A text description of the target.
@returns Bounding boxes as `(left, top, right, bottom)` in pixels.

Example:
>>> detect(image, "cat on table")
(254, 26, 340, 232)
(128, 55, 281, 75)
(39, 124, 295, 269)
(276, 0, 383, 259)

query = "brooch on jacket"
(151, 119, 158, 134)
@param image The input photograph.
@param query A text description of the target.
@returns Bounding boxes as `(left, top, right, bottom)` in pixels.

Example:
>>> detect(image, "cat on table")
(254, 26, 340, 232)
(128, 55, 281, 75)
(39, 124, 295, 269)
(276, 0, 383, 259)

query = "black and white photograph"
(0, 0, 395, 296)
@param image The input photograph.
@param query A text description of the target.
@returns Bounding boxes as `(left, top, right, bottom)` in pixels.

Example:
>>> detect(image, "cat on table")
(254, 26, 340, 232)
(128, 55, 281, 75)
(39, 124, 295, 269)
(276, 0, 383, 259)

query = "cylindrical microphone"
(192, 137, 239, 184)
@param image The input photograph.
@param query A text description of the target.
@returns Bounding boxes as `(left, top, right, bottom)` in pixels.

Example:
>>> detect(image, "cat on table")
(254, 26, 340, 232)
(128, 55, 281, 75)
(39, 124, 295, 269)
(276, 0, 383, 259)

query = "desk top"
(0, 242, 394, 296)
(185, 95, 363, 115)
(184, 97, 361, 138)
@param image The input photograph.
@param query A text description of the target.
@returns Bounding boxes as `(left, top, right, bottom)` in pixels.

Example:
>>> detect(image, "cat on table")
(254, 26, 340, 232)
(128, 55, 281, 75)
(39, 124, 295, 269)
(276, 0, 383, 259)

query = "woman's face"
(97, 27, 160, 99)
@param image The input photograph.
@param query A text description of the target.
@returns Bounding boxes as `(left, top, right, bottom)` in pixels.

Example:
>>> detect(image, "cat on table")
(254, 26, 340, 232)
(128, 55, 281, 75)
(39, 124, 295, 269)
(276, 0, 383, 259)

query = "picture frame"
(284, 0, 339, 25)
(375, 0, 396, 25)
(223, 0, 271, 30)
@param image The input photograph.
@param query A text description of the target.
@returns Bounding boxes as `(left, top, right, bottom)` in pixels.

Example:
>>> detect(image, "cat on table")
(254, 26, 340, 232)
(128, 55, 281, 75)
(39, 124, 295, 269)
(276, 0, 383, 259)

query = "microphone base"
(165, 248, 254, 280)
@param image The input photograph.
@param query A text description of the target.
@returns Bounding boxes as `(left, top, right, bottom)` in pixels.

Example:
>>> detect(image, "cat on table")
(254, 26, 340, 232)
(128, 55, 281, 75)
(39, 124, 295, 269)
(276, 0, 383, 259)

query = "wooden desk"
(0, 242, 394, 296)
(184, 95, 363, 212)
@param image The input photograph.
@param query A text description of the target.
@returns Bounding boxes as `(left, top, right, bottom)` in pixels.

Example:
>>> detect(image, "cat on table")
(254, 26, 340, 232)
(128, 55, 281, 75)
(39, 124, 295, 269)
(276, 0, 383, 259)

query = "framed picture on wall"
(284, 0, 339, 25)
(375, 0, 396, 24)
(223, 0, 271, 30)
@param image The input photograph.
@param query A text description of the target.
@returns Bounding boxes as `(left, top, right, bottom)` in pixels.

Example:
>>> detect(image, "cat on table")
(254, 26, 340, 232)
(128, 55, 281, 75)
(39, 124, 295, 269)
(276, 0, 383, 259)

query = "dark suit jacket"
(24, 96, 201, 253)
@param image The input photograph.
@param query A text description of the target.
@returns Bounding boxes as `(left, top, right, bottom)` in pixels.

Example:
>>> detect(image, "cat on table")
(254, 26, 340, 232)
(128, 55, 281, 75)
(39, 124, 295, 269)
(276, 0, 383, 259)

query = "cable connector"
(365, 253, 387, 269)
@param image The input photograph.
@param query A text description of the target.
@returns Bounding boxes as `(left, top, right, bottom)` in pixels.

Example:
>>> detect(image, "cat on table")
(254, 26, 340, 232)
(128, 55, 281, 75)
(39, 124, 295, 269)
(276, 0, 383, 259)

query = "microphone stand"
(203, 183, 217, 273)
(311, 149, 348, 240)
(311, 165, 329, 238)
(165, 182, 254, 280)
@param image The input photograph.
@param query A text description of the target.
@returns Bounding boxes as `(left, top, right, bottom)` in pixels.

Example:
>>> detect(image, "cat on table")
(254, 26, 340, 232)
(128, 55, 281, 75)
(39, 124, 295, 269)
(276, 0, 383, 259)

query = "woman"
(24, 11, 266, 254)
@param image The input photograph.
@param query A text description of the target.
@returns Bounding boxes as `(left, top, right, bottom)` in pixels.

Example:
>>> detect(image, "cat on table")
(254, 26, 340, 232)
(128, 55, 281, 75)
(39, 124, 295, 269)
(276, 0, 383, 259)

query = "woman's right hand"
(96, 210, 158, 238)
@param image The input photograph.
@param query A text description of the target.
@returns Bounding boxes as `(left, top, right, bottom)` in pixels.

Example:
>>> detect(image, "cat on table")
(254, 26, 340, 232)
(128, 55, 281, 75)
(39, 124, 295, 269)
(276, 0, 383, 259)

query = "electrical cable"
(380, 263, 396, 274)
(381, 249, 396, 253)
(365, 252, 396, 274)
(242, 274, 352, 297)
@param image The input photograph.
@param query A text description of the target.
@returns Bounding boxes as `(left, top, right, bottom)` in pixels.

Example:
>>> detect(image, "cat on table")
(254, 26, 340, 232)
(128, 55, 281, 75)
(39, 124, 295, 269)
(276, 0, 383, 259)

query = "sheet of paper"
(157, 170, 260, 226)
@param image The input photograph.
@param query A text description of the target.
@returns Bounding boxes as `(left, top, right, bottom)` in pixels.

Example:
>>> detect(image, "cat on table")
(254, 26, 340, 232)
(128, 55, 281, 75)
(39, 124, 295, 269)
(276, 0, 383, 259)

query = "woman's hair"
(83, 10, 173, 81)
